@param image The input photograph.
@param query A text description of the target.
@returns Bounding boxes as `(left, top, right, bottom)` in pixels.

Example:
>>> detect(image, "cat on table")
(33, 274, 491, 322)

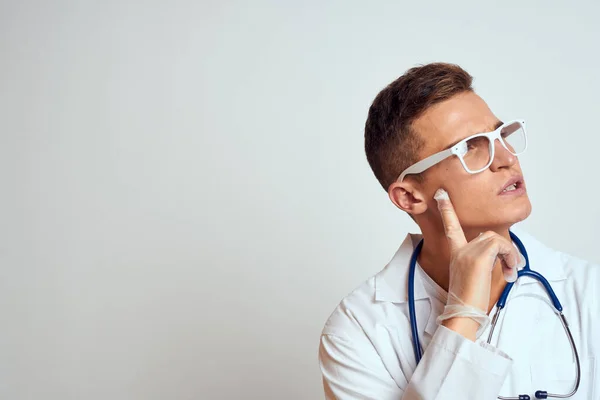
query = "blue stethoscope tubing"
(407, 231, 581, 400)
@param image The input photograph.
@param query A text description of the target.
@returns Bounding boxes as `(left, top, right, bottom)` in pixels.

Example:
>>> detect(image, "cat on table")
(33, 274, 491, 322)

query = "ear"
(388, 179, 429, 216)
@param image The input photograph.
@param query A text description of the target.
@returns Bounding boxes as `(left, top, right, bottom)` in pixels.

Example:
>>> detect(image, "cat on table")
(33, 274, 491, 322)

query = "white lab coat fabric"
(318, 228, 600, 399)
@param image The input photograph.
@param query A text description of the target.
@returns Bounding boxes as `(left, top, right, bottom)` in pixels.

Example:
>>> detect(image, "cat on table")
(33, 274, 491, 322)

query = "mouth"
(499, 175, 526, 196)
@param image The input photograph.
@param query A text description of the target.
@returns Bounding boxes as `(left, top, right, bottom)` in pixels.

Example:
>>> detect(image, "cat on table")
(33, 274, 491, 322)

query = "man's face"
(411, 91, 532, 230)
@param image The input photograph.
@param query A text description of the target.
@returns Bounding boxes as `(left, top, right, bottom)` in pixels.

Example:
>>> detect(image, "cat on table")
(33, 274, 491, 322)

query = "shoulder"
(557, 248, 600, 298)
(513, 227, 600, 301)
(513, 227, 600, 279)
(320, 276, 380, 340)
(320, 233, 418, 340)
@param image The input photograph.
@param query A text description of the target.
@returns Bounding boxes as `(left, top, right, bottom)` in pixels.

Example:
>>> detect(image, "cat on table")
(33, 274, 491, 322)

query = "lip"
(499, 175, 526, 196)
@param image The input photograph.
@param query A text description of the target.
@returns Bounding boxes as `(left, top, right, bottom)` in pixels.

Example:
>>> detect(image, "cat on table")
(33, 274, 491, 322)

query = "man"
(318, 63, 599, 399)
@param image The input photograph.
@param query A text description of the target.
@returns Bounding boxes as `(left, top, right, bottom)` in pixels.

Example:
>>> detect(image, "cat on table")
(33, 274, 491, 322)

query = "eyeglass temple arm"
(397, 148, 455, 182)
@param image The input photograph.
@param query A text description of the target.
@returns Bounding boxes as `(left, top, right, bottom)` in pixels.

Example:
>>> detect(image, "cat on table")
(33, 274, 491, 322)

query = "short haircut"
(364, 62, 474, 191)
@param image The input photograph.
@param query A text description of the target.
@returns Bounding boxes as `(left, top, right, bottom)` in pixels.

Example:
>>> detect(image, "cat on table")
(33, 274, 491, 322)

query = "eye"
(466, 136, 488, 150)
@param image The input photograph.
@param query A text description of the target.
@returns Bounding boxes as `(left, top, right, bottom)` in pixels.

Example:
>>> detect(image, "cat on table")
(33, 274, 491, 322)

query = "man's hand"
(434, 188, 520, 341)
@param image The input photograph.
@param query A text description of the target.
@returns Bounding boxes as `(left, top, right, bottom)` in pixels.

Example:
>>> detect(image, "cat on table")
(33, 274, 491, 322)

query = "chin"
(496, 196, 533, 228)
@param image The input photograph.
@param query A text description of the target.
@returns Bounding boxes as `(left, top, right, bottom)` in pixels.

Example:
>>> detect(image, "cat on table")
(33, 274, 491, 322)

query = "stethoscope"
(408, 232, 581, 400)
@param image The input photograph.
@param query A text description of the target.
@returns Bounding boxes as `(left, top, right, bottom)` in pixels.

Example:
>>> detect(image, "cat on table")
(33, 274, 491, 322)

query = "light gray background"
(1, 1, 599, 399)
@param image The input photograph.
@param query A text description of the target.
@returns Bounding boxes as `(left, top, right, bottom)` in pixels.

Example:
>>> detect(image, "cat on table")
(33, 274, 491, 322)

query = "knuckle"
(445, 223, 458, 233)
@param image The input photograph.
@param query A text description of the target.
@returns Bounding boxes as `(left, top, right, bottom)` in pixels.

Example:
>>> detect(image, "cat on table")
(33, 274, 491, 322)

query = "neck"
(417, 223, 512, 313)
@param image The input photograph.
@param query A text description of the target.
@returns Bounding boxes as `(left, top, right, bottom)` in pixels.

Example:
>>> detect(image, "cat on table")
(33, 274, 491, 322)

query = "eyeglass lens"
(462, 122, 526, 171)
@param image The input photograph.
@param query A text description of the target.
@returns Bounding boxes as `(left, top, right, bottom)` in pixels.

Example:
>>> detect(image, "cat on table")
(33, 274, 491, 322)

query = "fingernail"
(506, 268, 518, 283)
(516, 253, 526, 269)
(434, 188, 449, 201)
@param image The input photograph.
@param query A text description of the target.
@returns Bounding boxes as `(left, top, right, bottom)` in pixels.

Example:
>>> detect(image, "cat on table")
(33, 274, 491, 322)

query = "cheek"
(444, 179, 495, 211)
(425, 165, 497, 207)
(426, 162, 467, 190)
(448, 187, 479, 208)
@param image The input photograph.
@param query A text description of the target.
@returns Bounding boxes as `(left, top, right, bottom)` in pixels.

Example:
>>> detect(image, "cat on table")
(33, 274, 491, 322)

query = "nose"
(489, 138, 517, 171)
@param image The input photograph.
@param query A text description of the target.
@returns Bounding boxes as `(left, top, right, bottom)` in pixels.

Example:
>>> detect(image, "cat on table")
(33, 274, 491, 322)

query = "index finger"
(434, 188, 468, 252)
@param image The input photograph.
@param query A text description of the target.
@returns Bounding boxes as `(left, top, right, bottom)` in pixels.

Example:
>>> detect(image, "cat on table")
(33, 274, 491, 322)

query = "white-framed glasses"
(396, 120, 528, 182)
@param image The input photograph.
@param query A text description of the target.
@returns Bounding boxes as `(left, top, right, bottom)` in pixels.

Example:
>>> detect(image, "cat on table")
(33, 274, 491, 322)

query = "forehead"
(412, 91, 500, 152)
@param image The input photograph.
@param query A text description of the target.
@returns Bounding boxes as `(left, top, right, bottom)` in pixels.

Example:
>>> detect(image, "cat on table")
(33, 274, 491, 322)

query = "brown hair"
(364, 62, 474, 191)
